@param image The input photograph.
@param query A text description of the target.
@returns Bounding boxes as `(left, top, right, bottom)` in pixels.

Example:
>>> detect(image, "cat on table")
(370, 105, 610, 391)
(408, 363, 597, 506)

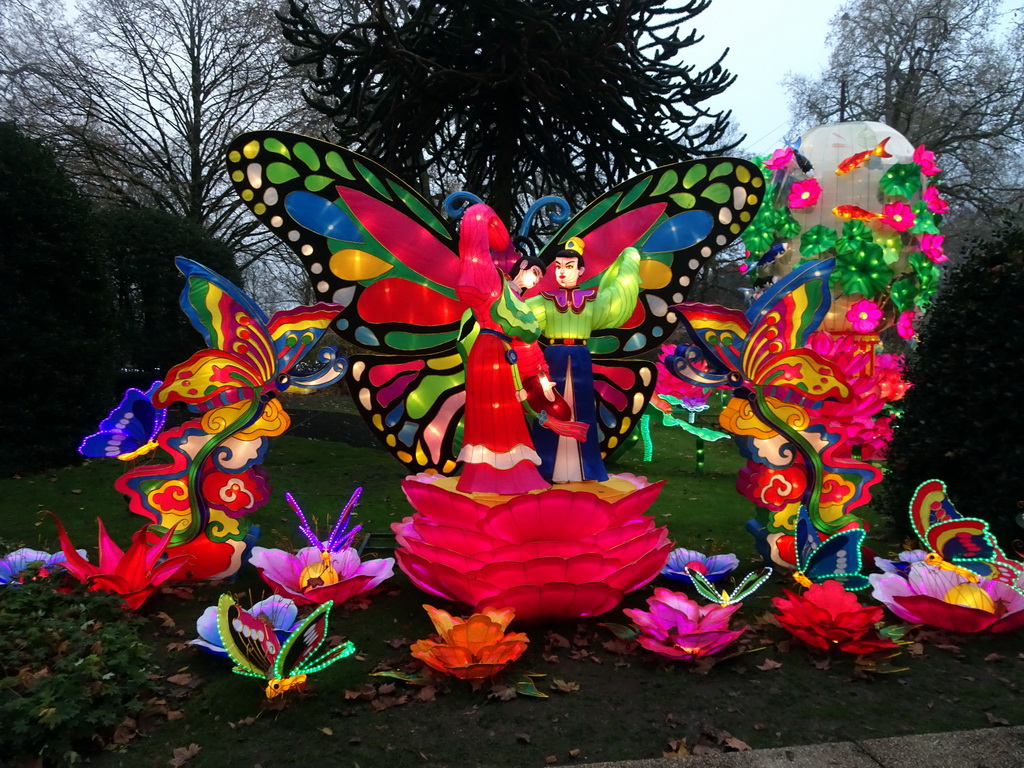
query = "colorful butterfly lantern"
(114, 259, 347, 580)
(668, 259, 881, 574)
(216, 594, 355, 698)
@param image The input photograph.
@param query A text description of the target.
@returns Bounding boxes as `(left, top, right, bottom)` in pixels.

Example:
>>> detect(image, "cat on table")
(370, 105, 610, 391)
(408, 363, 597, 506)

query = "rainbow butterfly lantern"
(668, 258, 882, 566)
(79, 381, 167, 461)
(216, 594, 355, 699)
(909, 479, 1024, 587)
(115, 259, 347, 580)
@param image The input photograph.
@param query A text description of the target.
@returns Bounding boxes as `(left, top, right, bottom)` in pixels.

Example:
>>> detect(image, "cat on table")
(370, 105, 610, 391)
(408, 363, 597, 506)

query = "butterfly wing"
(908, 478, 962, 543)
(803, 529, 869, 590)
(730, 567, 774, 603)
(908, 478, 1004, 570)
(796, 506, 869, 590)
(741, 259, 849, 404)
(347, 349, 466, 474)
(275, 600, 355, 678)
(226, 132, 466, 357)
(79, 381, 167, 458)
(216, 594, 280, 678)
(592, 360, 657, 459)
(155, 259, 279, 409)
(686, 567, 731, 604)
(531, 157, 766, 359)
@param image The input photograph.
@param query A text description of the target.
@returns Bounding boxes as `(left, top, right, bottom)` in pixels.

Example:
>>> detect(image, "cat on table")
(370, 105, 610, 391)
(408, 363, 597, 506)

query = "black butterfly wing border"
(226, 131, 465, 357)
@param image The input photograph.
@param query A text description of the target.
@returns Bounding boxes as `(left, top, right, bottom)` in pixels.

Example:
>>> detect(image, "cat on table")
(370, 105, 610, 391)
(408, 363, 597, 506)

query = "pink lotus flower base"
(394, 474, 671, 623)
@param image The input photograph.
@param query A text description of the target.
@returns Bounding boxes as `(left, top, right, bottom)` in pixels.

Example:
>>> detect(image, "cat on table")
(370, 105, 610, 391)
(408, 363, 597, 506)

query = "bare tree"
(784, 0, 1024, 235)
(1, 0, 312, 271)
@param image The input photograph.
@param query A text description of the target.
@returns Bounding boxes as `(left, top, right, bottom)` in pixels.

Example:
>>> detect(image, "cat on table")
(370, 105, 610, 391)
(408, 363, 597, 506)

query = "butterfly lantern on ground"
(113, 259, 348, 580)
(226, 131, 764, 620)
(666, 258, 881, 571)
(907, 479, 1024, 587)
(216, 594, 355, 699)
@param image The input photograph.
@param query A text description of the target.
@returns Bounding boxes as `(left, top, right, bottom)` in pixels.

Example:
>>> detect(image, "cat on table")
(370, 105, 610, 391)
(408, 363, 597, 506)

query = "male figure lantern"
(528, 238, 642, 482)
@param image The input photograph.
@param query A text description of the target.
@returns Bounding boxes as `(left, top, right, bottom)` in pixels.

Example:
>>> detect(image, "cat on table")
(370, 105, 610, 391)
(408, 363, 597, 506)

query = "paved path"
(582, 726, 1024, 768)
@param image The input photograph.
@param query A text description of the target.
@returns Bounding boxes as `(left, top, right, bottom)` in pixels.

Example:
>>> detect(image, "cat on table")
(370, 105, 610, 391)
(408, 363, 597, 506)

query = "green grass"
(1, 405, 1023, 768)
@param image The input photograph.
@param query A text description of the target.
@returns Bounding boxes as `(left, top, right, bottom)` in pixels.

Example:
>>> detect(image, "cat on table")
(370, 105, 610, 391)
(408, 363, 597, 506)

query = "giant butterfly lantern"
(744, 121, 946, 351)
(226, 132, 765, 621)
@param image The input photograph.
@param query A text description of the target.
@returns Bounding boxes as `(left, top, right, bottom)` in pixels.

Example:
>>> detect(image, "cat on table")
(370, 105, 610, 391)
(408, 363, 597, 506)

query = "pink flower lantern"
(394, 474, 671, 623)
(623, 588, 745, 661)
(250, 546, 394, 606)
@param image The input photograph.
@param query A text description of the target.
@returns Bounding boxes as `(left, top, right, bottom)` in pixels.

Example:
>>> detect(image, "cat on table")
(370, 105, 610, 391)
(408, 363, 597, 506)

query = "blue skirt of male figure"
(531, 344, 608, 482)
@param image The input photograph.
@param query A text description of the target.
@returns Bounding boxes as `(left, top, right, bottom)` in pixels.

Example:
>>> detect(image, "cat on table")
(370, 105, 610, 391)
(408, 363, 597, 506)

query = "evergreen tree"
(0, 123, 117, 474)
(882, 216, 1024, 550)
(94, 206, 241, 382)
(280, 0, 738, 221)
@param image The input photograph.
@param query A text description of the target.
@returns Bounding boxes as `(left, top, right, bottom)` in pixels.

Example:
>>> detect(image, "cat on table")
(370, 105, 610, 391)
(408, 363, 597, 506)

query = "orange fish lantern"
(832, 205, 881, 221)
(835, 137, 892, 176)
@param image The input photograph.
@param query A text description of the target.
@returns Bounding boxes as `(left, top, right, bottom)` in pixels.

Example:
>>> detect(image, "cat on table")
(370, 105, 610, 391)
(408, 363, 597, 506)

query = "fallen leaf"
(377, 682, 397, 695)
(985, 653, 1004, 663)
(812, 657, 831, 671)
(516, 733, 531, 744)
(756, 658, 782, 671)
(545, 756, 558, 765)
(320, 727, 333, 736)
(907, 642, 925, 657)
(349, 737, 362, 746)
(550, 678, 580, 693)
(416, 685, 437, 703)
(228, 717, 255, 729)
(166, 673, 202, 689)
(986, 712, 1010, 726)
(370, 694, 408, 711)
(386, 637, 410, 649)
(168, 743, 201, 767)
(112, 717, 137, 745)
(546, 632, 571, 649)
(753, 723, 767, 731)
(568, 748, 580, 758)
(723, 736, 751, 751)
(154, 612, 177, 630)
(487, 684, 517, 702)
(663, 738, 689, 757)
(166, 642, 188, 652)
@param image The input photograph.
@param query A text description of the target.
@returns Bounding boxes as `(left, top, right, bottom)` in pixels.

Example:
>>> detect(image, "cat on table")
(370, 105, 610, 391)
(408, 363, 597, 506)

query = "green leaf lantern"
(742, 195, 777, 254)
(909, 202, 941, 234)
(835, 219, 874, 254)
(800, 225, 838, 257)
(775, 208, 801, 239)
(879, 163, 922, 198)
(908, 252, 941, 307)
(833, 240, 890, 298)
(889, 277, 920, 312)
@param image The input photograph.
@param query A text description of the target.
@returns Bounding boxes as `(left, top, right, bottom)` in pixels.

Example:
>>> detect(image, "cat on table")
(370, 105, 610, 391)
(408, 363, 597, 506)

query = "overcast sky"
(689, 0, 842, 156)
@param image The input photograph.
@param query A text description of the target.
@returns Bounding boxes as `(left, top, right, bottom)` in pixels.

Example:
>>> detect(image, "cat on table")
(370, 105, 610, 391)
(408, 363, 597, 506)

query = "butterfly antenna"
(287, 492, 322, 550)
(326, 487, 364, 551)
